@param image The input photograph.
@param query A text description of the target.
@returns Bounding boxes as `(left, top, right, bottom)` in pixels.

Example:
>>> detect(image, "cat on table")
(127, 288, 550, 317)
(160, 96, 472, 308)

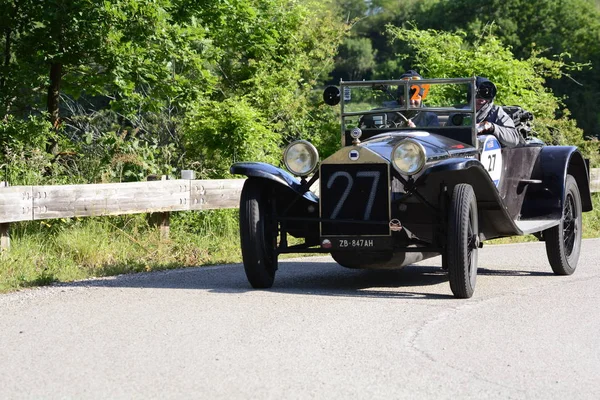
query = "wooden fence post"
(590, 168, 600, 194)
(0, 182, 9, 251)
(146, 175, 170, 240)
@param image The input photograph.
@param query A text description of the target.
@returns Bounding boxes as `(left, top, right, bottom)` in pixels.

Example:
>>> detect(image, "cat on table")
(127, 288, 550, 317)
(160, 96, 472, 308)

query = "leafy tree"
(181, 0, 346, 177)
(0, 0, 346, 182)
(409, 0, 600, 137)
(386, 25, 599, 165)
(329, 0, 600, 139)
(334, 37, 377, 81)
(329, 0, 421, 82)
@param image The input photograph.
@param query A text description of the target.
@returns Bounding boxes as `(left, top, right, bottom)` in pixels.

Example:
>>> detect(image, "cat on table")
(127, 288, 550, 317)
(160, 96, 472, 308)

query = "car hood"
(358, 130, 477, 162)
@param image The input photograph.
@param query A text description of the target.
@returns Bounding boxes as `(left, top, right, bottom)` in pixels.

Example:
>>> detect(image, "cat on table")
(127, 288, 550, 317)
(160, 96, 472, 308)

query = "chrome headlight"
(283, 140, 319, 177)
(392, 139, 426, 175)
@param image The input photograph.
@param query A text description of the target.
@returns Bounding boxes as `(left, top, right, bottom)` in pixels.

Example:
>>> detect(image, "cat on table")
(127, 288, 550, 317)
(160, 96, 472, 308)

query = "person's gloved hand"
(408, 119, 416, 128)
(477, 121, 494, 134)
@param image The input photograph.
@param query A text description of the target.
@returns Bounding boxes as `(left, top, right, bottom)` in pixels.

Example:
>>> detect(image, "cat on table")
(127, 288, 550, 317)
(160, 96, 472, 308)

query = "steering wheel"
(392, 112, 410, 127)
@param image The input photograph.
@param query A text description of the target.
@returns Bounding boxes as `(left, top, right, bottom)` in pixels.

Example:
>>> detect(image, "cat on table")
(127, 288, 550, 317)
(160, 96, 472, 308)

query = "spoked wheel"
(239, 178, 278, 288)
(544, 175, 582, 275)
(447, 184, 479, 299)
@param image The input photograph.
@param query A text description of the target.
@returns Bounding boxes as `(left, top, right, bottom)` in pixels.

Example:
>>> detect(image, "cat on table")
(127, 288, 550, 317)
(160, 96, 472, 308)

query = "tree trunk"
(46, 62, 62, 155)
(2, 27, 11, 120)
(2, 28, 10, 89)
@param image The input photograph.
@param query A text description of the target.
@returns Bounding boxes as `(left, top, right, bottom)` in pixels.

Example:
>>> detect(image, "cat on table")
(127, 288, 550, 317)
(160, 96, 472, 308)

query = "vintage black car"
(230, 77, 593, 298)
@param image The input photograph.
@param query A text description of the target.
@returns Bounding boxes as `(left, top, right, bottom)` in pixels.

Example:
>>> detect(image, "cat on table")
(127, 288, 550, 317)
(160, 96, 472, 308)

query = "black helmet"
(466, 76, 497, 103)
(475, 76, 497, 100)
(399, 70, 423, 80)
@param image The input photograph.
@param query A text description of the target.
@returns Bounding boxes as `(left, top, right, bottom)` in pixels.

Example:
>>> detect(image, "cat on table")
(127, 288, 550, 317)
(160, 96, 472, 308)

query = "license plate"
(323, 236, 392, 250)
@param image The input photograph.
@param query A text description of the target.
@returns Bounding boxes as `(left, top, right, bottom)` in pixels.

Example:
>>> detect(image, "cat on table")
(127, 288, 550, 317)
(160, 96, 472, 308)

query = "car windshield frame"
(338, 77, 479, 148)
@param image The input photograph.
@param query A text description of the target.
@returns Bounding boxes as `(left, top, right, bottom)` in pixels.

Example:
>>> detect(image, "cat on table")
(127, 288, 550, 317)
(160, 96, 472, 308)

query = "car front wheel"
(447, 184, 479, 299)
(544, 174, 582, 275)
(239, 178, 278, 288)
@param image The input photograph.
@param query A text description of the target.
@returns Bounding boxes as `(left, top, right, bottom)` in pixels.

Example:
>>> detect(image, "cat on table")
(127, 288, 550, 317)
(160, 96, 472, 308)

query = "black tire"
(447, 184, 479, 299)
(239, 179, 278, 288)
(544, 174, 582, 275)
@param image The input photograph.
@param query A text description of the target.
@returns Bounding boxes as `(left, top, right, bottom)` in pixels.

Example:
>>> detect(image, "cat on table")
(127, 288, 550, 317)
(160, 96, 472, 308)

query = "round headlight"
(392, 139, 426, 175)
(283, 140, 319, 177)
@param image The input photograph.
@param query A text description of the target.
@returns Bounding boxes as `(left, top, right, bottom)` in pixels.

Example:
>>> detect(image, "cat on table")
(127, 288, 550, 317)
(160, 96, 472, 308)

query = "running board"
(514, 219, 559, 234)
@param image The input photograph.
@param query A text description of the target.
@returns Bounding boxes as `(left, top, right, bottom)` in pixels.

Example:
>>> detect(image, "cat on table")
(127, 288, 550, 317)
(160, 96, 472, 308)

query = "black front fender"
(416, 158, 523, 238)
(522, 146, 593, 219)
(418, 158, 504, 206)
(230, 162, 318, 203)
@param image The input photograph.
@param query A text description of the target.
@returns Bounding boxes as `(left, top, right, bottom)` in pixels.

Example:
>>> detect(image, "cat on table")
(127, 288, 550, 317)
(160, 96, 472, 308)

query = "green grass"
(1, 194, 599, 293)
(0, 211, 243, 293)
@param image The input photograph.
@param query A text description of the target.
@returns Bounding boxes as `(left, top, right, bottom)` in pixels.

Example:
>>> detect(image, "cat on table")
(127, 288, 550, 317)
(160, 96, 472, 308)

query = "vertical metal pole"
(0, 181, 9, 251)
(471, 76, 478, 150)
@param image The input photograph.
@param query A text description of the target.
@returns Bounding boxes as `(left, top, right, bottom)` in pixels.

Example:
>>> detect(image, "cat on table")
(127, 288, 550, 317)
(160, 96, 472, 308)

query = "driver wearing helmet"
(395, 70, 439, 127)
(456, 76, 522, 147)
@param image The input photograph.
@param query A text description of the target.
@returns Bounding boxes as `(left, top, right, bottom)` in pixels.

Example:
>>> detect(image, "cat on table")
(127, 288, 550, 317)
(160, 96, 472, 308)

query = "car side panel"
(417, 159, 523, 240)
(498, 145, 544, 219)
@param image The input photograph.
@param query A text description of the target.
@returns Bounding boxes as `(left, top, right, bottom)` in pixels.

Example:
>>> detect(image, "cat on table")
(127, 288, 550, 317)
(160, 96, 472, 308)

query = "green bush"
(385, 25, 600, 165)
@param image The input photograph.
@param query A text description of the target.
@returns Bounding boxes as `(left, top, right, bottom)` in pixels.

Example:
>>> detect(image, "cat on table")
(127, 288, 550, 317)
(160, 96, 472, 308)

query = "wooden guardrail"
(0, 169, 599, 250)
(592, 168, 599, 193)
(0, 177, 244, 250)
(0, 178, 245, 223)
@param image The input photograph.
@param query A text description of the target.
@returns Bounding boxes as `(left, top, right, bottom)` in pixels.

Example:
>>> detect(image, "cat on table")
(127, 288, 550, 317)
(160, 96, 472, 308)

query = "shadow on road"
(57, 259, 455, 299)
(56, 258, 553, 300)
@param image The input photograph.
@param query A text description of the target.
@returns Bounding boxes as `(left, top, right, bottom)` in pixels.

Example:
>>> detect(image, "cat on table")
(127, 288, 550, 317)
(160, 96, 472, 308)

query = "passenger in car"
(448, 76, 523, 147)
(395, 70, 440, 127)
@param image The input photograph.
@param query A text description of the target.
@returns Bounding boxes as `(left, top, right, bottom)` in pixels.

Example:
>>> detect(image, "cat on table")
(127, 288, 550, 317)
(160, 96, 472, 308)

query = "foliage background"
(1, 0, 346, 183)
(2, 0, 599, 184)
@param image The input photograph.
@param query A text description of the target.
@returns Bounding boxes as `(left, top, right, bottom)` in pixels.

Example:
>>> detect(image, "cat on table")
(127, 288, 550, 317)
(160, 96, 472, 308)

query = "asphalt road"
(1, 239, 599, 399)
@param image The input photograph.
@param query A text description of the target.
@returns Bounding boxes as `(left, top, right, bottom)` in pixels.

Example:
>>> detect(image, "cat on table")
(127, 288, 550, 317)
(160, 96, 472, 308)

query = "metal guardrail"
(0, 169, 598, 250)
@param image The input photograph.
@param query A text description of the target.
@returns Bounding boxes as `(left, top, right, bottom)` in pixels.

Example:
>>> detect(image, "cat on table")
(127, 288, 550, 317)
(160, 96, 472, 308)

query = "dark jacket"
(411, 109, 440, 127)
(447, 102, 523, 147)
(479, 103, 523, 147)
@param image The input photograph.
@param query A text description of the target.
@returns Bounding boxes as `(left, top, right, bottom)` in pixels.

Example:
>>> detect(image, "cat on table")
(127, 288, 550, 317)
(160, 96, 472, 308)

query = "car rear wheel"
(239, 178, 278, 288)
(447, 184, 479, 299)
(544, 174, 582, 275)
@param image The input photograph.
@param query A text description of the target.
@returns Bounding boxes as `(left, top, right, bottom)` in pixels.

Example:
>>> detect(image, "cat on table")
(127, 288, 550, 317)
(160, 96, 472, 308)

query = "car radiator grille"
(320, 163, 390, 236)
